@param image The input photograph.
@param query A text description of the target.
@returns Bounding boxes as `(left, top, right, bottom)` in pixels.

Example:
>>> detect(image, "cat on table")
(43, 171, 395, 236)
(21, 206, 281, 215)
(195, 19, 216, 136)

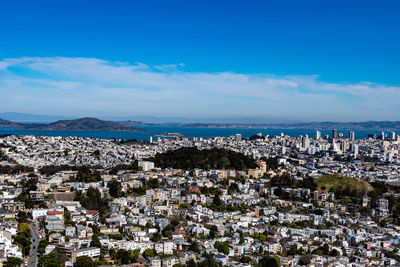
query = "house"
(149, 257, 161, 267)
(47, 210, 64, 220)
(86, 210, 99, 221)
(71, 247, 101, 262)
(65, 226, 76, 237)
(29, 191, 44, 201)
(32, 209, 48, 220)
(161, 256, 179, 267)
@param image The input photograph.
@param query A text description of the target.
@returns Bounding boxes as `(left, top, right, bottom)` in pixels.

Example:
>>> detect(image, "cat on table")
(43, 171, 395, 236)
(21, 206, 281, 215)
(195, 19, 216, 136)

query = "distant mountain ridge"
(0, 112, 75, 123)
(0, 117, 143, 132)
(2, 112, 400, 131)
(120, 120, 400, 131)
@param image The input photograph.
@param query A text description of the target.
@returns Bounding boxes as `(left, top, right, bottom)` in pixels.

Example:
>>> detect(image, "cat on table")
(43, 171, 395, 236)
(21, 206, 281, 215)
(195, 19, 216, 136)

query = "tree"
(151, 232, 162, 242)
(214, 241, 229, 255)
(258, 256, 280, 267)
(240, 256, 252, 263)
(38, 240, 49, 254)
(74, 256, 96, 267)
(131, 249, 140, 263)
(186, 259, 197, 267)
(15, 226, 31, 256)
(38, 248, 64, 267)
(18, 222, 31, 237)
(80, 187, 108, 213)
(64, 208, 71, 220)
(115, 249, 131, 264)
(197, 253, 217, 267)
(148, 147, 257, 170)
(189, 240, 201, 254)
(330, 249, 339, 256)
(298, 255, 312, 265)
(4, 257, 23, 267)
(143, 248, 156, 259)
(21, 177, 38, 191)
(209, 225, 219, 239)
(75, 166, 102, 183)
(16, 211, 30, 223)
(108, 179, 122, 198)
(237, 230, 245, 244)
(90, 234, 102, 248)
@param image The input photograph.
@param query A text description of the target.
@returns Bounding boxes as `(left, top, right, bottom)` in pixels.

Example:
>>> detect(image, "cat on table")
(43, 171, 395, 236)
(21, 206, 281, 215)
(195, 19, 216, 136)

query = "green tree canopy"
(74, 256, 96, 267)
(107, 179, 122, 198)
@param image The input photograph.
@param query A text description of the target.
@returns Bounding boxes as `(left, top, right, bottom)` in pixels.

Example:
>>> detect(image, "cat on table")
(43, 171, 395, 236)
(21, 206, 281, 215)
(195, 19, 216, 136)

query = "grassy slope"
(315, 174, 373, 194)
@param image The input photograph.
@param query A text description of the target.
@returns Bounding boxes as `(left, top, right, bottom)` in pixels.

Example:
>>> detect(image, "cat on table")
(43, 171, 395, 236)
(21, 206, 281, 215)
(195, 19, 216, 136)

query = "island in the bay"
(0, 117, 144, 132)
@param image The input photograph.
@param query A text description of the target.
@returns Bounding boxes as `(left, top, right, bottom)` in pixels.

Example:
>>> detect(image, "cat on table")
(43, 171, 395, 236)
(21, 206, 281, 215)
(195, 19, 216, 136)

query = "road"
(27, 221, 39, 267)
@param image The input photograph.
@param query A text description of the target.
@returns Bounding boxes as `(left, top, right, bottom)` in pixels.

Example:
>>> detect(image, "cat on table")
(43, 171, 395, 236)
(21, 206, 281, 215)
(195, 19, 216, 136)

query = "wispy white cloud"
(0, 56, 399, 121)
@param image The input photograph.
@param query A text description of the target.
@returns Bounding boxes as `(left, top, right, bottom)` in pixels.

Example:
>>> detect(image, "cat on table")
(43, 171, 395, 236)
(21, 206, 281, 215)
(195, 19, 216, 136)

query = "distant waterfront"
(0, 126, 388, 141)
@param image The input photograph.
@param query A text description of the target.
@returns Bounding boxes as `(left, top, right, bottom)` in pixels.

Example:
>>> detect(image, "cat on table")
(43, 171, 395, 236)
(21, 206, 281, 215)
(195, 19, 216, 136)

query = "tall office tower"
(302, 135, 310, 149)
(349, 131, 355, 141)
(149, 136, 153, 144)
(390, 132, 396, 141)
(315, 130, 321, 140)
(332, 129, 338, 139)
(380, 131, 385, 140)
(235, 134, 242, 142)
(352, 144, 359, 156)
(340, 140, 349, 152)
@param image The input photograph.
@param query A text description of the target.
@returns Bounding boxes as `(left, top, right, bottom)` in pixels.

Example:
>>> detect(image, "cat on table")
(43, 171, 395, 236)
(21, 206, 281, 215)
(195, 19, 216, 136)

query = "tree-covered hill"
(147, 147, 256, 170)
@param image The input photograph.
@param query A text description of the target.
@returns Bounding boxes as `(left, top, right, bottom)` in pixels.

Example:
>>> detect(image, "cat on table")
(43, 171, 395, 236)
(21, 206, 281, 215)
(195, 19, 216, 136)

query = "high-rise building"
(390, 132, 396, 141)
(352, 144, 359, 156)
(235, 134, 242, 142)
(332, 129, 338, 139)
(349, 131, 355, 141)
(149, 136, 153, 143)
(340, 140, 349, 152)
(380, 131, 385, 140)
(302, 135, 310, 149)
(315, 130, 321, 140)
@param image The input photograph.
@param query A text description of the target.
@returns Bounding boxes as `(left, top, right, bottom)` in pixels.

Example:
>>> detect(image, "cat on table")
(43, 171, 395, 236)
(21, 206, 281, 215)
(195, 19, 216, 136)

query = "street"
(27, 221, 39, 267)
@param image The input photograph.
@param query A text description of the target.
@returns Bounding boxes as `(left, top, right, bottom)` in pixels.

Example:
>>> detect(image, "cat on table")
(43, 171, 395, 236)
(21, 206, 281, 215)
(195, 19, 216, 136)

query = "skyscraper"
(390, 132, 396, 141)
(349, 131, 355, 141)
(302, 135, 310, 149)
(352, 144, 359, 156)
(235, 134, 242, 142)
(315, 130, 321, 140)
(332, 129, 338, 139)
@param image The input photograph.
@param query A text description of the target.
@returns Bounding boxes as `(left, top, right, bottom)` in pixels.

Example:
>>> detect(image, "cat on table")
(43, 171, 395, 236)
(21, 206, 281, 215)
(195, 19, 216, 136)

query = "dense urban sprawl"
(1, 130, 400, 267)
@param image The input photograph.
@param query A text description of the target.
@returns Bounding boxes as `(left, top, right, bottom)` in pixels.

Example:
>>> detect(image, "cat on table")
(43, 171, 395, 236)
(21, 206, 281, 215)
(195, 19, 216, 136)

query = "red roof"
(47, 210, 63, 215)
(86, 210, 99, 215)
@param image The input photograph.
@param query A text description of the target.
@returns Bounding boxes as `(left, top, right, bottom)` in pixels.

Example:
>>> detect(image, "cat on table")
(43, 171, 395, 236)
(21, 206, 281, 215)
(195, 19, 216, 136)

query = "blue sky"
(0, 0, 399, 122)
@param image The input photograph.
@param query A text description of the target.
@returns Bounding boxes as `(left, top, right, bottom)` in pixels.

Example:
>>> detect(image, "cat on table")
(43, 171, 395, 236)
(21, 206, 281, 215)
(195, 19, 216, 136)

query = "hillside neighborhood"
(1, 130, 400, 266)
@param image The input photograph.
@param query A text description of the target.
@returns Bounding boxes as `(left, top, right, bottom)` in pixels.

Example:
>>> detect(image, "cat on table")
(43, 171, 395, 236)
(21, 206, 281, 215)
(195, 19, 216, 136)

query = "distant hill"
(315, 174, 373, 197)
(147, 147, 257, 170)
(0, 118, 17, 128)
(0, 112, 75, 123)
(16, 117, 144, 132)
(120, 120, 400, 131)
